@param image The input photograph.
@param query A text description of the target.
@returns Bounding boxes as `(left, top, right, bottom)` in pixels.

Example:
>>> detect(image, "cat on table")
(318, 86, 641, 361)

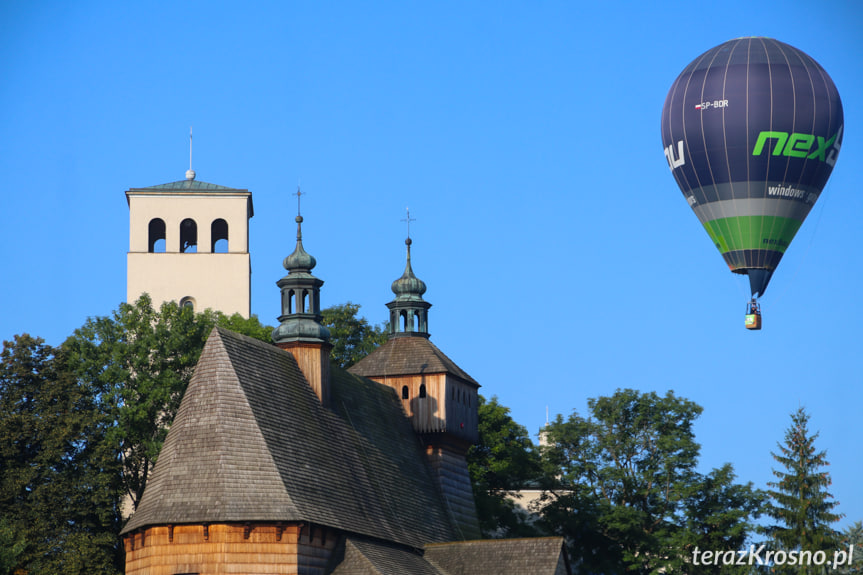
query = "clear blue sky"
(1, 1, 861, 530)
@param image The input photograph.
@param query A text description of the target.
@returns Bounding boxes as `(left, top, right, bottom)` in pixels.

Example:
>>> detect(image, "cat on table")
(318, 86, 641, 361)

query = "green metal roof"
(125, 178, 253, 216)
(129, 179, 248, 192)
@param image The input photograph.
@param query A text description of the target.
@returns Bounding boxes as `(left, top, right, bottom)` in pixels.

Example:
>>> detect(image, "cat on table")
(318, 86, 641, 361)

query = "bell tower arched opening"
(180, 218, 198, 253)
(148, 218, 166, 253)
(211, 218, 229, 253)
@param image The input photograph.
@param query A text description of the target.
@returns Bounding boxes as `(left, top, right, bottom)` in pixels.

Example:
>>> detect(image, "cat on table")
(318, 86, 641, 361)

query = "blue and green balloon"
(661, 37, 843, 297)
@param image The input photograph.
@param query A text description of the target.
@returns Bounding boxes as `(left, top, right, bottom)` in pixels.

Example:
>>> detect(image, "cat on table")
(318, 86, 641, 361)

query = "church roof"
(424, 537, 571, 575)
(121, 327, 456, 548)
(349, 336, 479, 388)
(328, 536, 570, 575)
(329, 537, 443, 575)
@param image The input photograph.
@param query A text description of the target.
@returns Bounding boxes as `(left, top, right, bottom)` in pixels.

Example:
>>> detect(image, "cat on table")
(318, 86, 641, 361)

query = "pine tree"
(767, 408, 843, 560)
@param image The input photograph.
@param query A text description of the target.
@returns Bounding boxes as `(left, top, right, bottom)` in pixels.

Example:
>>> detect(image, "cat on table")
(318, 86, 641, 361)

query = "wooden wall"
(124, 522, 336, 575)
(442, 375, 478, 443)
(277, 342, 331, 407)
(370, 373, 478, 443)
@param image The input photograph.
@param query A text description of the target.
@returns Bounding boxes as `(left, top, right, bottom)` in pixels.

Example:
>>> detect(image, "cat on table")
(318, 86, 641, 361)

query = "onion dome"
(272, 211, 330, 344)
(386, 237, 431, 338)
(283, 216, 317, 273)
(391, 238, 427, 302)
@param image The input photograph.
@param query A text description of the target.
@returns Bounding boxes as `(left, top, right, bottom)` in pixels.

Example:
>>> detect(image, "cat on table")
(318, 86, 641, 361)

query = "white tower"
(125, 166, 253, 317)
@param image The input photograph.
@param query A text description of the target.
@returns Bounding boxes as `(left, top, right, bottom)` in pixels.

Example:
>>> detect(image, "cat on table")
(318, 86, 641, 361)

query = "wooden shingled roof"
(328, 536, 571, 574)
(348, 337, 479, 388)
(424, 537, 571, 575)
(121, 327, 456, 548)
(329, 537, 443, 575)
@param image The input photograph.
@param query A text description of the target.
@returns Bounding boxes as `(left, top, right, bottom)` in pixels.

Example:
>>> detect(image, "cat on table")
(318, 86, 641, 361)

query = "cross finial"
(294, 185, 305, 217)
(401, 207, 416, 239)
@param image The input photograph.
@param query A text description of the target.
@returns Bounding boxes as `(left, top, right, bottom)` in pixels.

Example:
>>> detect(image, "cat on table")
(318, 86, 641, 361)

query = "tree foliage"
(214, 311, 273, 343)
(467, 395, 543, 538)
(835, 521, 863, 575)
(63, 295, 274, 511)
(0, 334, 122, 574)
(321, 302, 388, 369)
(539, 389, 764, 574)
(766, 407, 843, 561)
(0, 516, 26, 575)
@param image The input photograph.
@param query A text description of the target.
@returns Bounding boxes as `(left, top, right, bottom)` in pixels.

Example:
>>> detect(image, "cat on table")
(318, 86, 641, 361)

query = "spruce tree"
(767, 408, 842, 559)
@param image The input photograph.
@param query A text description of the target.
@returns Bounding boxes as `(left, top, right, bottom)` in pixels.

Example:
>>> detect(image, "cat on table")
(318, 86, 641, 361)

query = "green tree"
(64, 295, 215, 510)
(0, 334, 122, 574)
(835, 521, 862, 575)
(321, 302, 388, 369)
(540, 389, 764, 574)
(678, 463, 766, 574)
(467, 395, 544, 538)
(64, 296, 276, 511)
(0, 516, 26, 575)
(213, 310, 274, 343)
(766, 407, 843, 568)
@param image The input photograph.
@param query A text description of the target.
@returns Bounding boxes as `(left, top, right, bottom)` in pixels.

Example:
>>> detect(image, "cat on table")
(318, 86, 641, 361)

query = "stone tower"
(125, 169, 253, 316)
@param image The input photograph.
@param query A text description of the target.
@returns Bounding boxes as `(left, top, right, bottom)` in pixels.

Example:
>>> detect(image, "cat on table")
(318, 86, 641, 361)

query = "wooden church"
(120, 209, 570, 574)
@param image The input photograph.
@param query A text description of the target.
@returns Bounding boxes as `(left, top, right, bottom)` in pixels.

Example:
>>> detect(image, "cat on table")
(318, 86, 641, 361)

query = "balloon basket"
(745, 300, 762, 331)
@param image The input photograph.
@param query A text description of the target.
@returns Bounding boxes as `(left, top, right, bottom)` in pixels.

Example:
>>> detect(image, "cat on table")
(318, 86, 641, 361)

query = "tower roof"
(272, 211, 330, 344)
(349, 336, 479, 388)
(391, 238, 427, 302)
(282, 215, 317, 273)
(122, 327, 457, 547)
(125, 179, 254, 216)
(130, 179, 248, 192)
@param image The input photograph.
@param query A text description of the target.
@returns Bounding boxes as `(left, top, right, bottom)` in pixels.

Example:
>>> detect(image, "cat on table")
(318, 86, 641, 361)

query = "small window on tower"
(419, 384, 427, 398)
(402, 386, 409, 399)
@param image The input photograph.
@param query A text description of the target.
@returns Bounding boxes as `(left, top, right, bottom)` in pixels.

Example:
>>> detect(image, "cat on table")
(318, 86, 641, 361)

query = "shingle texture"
(349, 337, 478, 387)
(328, 536, 570, 575)
(329, 537, 444, 575)
(424, 537, 570, 575)
(122, 327, 455, 548)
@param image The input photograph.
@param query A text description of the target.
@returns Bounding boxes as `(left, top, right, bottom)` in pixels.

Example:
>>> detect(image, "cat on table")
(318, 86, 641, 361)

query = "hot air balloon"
(661, 37, 843, 329)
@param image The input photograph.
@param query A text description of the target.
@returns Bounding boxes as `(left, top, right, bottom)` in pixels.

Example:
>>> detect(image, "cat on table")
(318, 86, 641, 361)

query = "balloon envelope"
(661, 37, 843, 297)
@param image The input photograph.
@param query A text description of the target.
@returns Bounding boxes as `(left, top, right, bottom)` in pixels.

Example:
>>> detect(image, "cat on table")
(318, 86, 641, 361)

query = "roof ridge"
(424, 536, 566, 547)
